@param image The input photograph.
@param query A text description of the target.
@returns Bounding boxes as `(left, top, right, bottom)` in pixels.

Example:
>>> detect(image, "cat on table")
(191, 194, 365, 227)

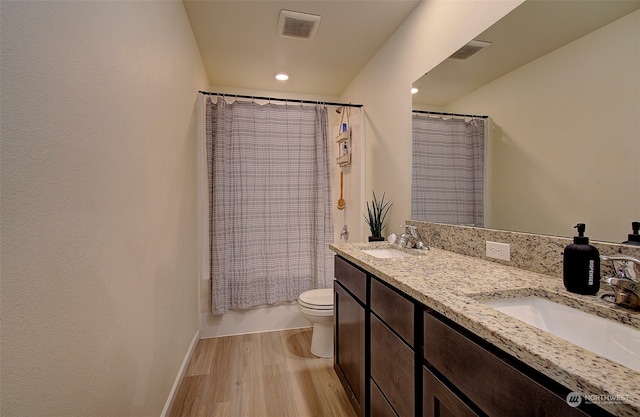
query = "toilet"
(298, 288, 334, 358)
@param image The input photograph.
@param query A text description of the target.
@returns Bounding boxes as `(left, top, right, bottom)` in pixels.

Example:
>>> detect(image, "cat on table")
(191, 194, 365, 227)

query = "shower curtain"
(412, 114, 485, 226)
(205, 97, 333, 314)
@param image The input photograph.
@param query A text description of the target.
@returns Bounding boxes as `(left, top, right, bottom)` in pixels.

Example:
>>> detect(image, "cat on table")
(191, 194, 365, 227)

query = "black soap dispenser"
(563, 223, 600, 295)
(622, 221, 640, 246)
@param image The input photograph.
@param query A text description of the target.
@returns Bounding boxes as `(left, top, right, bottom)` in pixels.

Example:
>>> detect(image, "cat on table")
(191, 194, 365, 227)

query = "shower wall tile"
(330, 107, 363, 244)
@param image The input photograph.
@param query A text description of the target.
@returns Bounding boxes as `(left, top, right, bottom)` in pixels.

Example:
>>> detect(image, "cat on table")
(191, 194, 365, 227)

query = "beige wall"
(340, 0, 525, 238)
(446, 10, 640, 242)
(0, 1, 208, 416)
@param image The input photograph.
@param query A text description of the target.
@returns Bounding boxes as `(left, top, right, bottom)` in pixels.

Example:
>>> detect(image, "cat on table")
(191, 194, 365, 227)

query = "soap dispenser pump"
(622, 221, 640, 246)
(563, 223, 600, 295)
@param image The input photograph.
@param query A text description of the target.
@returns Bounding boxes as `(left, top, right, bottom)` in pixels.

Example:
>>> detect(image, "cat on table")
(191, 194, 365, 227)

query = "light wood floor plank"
(169, 328, 357, 417)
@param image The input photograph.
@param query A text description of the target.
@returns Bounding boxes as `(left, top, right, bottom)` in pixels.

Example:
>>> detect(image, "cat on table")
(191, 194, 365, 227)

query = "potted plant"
(363, 191, 392, 242)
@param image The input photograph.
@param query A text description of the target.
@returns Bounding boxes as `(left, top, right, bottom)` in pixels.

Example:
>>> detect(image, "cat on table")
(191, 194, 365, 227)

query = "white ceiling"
(412, 0, 640, 106)
(183, 1, 640, 101)
(183, 0, 421, 97)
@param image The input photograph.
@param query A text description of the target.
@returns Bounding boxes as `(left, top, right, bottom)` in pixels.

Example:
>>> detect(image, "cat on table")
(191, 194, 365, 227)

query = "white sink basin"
(361, 248, 414, 259)
(482, 296, 640, 372)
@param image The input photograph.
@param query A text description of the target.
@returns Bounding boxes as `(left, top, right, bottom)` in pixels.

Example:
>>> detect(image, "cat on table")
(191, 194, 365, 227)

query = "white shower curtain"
(412, 114, 485, 226)
(205, 97, 333, 314)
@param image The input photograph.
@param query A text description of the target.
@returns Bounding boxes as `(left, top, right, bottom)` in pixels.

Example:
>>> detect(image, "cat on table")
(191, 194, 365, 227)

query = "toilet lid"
(298, 288, 333, 309)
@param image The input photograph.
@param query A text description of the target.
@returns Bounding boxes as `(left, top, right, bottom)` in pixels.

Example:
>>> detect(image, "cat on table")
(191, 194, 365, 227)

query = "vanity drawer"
(371, 314, 414, 417)
(371, 277, 414, 345)
(423, 312, 591, 417)
(334, 256, 366, 303)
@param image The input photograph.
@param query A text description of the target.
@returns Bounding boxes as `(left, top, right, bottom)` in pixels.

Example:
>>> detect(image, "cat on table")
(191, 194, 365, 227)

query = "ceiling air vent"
(448, 40, 491, 60)
(278, 10, 321, 40)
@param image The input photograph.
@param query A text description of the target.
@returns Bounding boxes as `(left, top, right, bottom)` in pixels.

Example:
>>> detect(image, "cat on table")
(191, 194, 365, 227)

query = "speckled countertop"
(330, 242, 640, 417)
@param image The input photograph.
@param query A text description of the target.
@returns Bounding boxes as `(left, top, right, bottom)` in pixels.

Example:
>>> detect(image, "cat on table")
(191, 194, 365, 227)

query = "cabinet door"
(423, 367, 480, 417)
(335, 282, 365, 417)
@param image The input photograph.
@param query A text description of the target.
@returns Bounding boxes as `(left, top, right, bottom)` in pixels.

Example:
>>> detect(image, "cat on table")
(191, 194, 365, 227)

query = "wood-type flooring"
(169, 328, 357, 417)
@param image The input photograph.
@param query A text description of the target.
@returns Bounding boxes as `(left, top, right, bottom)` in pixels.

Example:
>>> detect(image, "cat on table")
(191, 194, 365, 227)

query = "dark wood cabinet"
(334, 257, 367, 417)
(333, 255, 614, 417)
(335, 255, 366, 302)
(369, 276, 416, 417)
(423, 367, 481, 417)
(370, 379, 398, 417)
(423, 310, 602, 417)
(370, 314, 414, 417)
(370, 277, 413, 345)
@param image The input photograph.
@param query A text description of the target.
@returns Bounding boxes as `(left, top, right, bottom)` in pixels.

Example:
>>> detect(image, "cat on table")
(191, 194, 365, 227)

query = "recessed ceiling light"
(411, 87, 419, 94)
(275, 73, 290, 81)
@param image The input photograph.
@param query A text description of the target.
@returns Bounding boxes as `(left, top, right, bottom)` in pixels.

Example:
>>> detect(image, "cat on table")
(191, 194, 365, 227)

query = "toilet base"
(310, 322, 334, 358)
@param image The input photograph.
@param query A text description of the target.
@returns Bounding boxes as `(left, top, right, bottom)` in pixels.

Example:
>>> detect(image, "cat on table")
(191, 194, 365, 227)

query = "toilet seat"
(298, 288, 333, 310)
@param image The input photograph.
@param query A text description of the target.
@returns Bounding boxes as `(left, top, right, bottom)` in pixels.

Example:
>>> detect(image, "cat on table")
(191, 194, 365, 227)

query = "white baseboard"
(200, 301, 311, 339)
(160, 329, 200, 417)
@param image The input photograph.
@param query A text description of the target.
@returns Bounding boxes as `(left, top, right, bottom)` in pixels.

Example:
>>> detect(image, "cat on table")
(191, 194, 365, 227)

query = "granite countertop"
(330, 242, 640, 417)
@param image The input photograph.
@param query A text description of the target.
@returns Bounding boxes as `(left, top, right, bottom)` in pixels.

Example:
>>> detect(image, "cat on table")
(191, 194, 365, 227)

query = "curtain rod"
(412, 109, 488, 119)
(199, 91, 362, 108)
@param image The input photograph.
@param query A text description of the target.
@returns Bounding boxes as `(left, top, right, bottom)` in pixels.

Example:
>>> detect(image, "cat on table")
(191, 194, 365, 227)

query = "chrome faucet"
(600, 255, 640, 310)
(399, 225, 429, 250)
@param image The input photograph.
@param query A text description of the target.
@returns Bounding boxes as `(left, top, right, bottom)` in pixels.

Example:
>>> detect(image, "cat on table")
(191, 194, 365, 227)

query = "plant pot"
(368, 236, 385, 242)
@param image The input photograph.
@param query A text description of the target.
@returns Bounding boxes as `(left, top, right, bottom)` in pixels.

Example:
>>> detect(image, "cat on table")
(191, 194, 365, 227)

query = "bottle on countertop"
(622, 221, 640, 246)
(563, 223, 600, 295)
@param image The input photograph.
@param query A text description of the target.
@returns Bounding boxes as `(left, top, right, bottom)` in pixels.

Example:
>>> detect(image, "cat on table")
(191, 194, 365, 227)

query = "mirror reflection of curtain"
(412, 114, 485, 226)
(205, 97, 333, 314)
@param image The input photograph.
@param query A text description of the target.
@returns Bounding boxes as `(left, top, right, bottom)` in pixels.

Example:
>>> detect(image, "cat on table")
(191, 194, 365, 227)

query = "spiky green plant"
(363, 191, 392, 237)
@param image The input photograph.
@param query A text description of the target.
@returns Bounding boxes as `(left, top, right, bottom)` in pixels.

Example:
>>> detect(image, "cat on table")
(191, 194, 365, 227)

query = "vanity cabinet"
(370, 315, 414, 417)
(334, 256, 367, 417)
(423, 310, 605, 417)
(334, 256, 416, 417)
(334, 254, 614, 417)
(370, 277, 415, 417)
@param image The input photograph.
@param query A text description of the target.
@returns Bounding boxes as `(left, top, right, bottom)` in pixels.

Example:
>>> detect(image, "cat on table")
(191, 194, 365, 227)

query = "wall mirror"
(412, 0, 640, 243)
